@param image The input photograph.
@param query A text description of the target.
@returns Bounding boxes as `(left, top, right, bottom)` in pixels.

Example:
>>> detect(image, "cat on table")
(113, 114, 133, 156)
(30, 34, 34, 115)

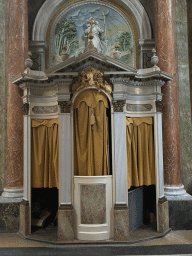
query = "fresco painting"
(52, 3, 134, 66)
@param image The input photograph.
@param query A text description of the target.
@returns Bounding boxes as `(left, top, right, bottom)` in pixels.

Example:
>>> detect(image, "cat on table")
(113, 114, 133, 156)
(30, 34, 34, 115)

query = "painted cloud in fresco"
(51, 3, 133, 66)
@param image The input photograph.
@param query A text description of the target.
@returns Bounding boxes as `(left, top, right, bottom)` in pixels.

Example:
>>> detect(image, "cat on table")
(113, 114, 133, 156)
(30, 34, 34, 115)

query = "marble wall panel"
(175, 0, 192, 194)
(0, 0, 5, 192)
(81, 184, 106, 224)
(0, 203, 20, 233)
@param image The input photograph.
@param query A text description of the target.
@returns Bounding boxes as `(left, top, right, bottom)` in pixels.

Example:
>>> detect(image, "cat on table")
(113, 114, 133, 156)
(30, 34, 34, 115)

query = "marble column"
(112, 100, 129, 241)
(58, 101, 74, 241)
(155, 0, 186, 196)
(186, 0, 192, 116)
(2, 0, 28, 198)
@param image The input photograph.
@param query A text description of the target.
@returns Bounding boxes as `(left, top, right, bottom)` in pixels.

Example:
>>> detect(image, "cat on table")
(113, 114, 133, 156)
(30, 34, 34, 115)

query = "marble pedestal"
(58, 205, 74, 241)
(19, 200, 30, 236)
(0, 197, 20, 233)
(114, 204, 129, 241)
(158, 197, 169, 233)
(166, 193, 192, 230)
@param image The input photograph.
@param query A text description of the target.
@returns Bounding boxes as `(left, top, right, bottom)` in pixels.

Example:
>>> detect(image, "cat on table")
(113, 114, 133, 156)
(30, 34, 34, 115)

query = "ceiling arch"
(32, 0, 152, 41)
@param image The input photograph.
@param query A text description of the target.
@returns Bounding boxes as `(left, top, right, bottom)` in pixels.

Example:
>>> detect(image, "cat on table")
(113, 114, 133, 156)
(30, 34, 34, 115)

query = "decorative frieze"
(58, 101, 72, 113)
(32, 105, 58, 114)
(126, 103, 152, 112)
(156, 100, 163, 112)
(126, 79, 165, 87)
(21, 103, 29, 115)
(112, 100, 126, 112)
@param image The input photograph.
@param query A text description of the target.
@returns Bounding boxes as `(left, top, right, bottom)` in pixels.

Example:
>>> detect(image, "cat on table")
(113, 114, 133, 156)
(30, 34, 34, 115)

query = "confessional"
(12, 45, 172, 241)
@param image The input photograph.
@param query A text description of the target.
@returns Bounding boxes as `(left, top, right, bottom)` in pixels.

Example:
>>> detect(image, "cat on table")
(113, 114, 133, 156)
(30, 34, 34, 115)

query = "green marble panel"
(175, 0, 192, 194)
(0, 0, 5, 192)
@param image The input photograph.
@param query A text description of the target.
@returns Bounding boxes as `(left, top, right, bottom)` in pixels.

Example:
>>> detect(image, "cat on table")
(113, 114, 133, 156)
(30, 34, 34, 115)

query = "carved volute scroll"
(156, 100, 163, 112)
(72, 68, 112, 96)
(112, 100, 126, 112)
(58, 101, 72, 113)
(21, 103, 29, 115)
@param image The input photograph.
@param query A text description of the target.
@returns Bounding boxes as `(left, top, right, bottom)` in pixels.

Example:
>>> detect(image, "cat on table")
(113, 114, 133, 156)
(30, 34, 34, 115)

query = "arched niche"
(32, 0, 152, 41)
(31, 0, 153, 69)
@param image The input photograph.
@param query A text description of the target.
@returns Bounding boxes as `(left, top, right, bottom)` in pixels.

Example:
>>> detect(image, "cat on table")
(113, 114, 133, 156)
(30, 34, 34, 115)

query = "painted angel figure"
(85, 17, 105, 53)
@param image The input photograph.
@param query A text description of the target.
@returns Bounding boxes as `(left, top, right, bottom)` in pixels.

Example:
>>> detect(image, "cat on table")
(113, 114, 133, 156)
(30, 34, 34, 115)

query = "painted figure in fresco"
(85, 17, 105, 53)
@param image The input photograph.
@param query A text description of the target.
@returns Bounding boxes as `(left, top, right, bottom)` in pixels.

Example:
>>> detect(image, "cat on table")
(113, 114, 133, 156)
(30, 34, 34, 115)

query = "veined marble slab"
(81, 184, 106, 224)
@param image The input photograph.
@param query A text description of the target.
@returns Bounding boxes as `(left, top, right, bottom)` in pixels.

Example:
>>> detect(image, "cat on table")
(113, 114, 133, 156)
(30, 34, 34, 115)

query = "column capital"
(21, 103, 29, 115)
(58, 101, 72, 113)
(112, 100, 126, 112)
(156, 100, 163, 112)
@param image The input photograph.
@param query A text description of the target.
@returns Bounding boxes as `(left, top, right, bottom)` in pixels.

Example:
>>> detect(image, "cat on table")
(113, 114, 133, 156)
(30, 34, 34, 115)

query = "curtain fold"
(126, 117, 155, 189)
(74, 90, 108, 176)
(31, 119, 58, 188)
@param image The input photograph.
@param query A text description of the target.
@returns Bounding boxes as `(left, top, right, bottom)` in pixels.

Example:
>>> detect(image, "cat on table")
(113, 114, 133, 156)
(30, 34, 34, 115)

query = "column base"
(58, 205, 74, 241)
(164, 185, 188, 198)
(19, 200, 30, 236)
(165, 186, 192, 230)
(1, 188, 23, 199)
(114, 204, 129, 241)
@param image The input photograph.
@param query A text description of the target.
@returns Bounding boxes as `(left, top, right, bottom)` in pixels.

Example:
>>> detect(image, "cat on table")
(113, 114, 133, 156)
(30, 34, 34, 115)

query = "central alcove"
(72, 68, 113, 240)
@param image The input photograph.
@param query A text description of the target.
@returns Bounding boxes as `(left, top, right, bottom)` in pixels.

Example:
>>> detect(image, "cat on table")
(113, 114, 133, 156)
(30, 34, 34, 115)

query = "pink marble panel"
(114, 206, 129, 241)
(81, 184, 106, 224)
(58, 205, 74, 241)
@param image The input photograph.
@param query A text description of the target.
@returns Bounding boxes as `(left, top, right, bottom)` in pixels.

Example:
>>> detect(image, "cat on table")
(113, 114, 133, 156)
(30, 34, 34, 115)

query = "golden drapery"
(31, 119, 58, 188)
(126, 117, 156, 189)
(74, 90, 109, 176)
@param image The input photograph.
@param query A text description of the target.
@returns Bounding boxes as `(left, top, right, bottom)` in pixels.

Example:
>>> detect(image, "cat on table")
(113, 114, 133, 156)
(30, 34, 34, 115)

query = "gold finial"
(151, 48, 159, 67)
(87, 17, 96, 34)
(25, 52, 33, 69)
(27, 51, 32, 58)
(88, 33, 94, 40)
(152, 48, 156, 55)
(87, 17, 96, 41)
(61, 44, 69, 61)
(63, 44, 67, 51)
(115, 43, 120, 51)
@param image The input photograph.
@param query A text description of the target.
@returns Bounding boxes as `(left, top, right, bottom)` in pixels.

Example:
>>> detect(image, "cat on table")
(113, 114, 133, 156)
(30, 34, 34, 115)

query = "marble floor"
(24, 223, 170, 245)
(0, 230, 192, 247)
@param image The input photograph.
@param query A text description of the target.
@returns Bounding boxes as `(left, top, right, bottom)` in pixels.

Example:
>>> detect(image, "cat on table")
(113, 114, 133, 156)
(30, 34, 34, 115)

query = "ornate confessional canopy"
(71, 67, 112, 97)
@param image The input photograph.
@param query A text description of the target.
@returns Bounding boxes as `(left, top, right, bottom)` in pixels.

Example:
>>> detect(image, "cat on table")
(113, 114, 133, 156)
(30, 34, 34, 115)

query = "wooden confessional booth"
(12, 50, 172, 242)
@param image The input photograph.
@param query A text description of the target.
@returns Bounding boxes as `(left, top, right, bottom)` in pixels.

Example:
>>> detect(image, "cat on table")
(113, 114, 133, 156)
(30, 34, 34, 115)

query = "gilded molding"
(21, 103, 29, 115)
(112, 100, 126, 112)
(72, 67, 112, 94)
(58, 101, 72, 113)
(156, 100, 163, 112)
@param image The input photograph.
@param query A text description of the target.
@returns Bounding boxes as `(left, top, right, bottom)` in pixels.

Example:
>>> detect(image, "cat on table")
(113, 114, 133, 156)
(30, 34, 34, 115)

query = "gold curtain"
(126, 117, 155, 189)
(74, 90, 108, 176)
(31, 119, 58, 188)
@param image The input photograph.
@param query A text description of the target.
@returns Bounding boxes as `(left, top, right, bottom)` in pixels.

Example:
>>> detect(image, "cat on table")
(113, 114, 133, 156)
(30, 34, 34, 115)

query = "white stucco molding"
(32, 0, 152, 41)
